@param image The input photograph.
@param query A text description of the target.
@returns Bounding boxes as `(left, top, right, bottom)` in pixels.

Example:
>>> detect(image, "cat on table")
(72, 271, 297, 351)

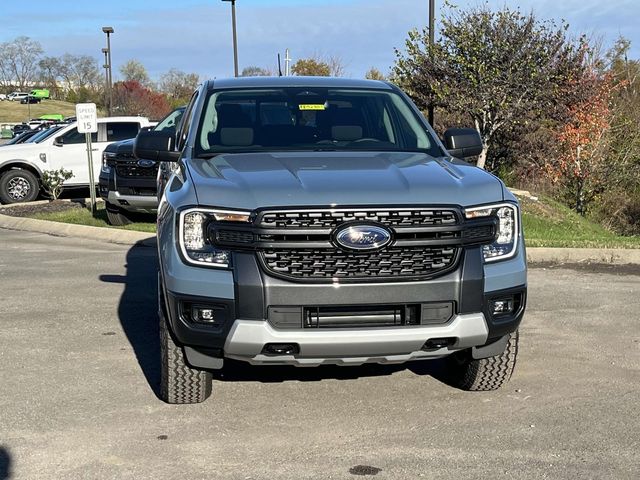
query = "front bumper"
(222, 313, 487, 366)
(160, 240, 526, 369)
(107, 190, 157, 212)
(98, 169, 158, 213)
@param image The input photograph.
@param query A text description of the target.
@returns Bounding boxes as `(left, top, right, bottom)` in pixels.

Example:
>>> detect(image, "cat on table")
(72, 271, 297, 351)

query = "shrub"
(41, 168, 73, 200)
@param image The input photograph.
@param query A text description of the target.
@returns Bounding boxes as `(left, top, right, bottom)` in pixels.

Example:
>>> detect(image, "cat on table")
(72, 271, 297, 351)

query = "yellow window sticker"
(298, 104, 326, 110)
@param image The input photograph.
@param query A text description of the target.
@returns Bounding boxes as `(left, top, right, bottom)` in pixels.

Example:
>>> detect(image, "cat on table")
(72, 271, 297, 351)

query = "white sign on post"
(76, 103, 98, 133)
(75, 103, 98, 212)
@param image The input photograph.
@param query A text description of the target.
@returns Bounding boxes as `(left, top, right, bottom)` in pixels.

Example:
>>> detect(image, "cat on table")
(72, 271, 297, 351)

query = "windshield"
(194, 87, 442, 157)
(3, 131, 35, 145)
(27, 126, 62, 143)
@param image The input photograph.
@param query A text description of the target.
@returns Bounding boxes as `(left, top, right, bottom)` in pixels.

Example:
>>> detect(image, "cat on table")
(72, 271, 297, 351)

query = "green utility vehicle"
(29, 89, 50, 99)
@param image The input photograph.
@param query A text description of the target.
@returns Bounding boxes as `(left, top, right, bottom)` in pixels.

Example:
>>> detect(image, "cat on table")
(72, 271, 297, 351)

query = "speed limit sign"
(76, 103, 98, 133)
(75, 102, 99, 212)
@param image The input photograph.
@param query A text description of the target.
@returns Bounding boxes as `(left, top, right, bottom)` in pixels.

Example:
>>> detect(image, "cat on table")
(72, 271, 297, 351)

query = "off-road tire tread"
(105, 204, 132, 226)
(159, 312, 212, 404)
(451, 330, 519, 391)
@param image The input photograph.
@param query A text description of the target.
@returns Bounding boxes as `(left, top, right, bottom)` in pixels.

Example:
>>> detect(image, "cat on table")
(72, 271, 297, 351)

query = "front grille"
(259, 208, 457, 229)
(209, 206, 496, 283)
(260, 245, 458, 281)
(115, 162, 157, 178)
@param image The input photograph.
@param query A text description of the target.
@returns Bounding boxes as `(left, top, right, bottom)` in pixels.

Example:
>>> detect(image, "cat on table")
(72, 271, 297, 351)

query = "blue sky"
(2, 0, 639, 81)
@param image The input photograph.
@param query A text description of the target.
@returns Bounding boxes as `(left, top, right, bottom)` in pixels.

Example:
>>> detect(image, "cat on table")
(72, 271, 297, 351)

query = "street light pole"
(222, 0, 239, 77)
(101, 48, 110, 114)
(428, 0, 435, 127)
(102, 26, 114, 116)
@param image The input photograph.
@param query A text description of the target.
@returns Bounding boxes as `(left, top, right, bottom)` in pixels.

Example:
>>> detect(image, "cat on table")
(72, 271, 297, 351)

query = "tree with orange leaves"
(111, 80, 171, 121)
(547, 71, 620, 215)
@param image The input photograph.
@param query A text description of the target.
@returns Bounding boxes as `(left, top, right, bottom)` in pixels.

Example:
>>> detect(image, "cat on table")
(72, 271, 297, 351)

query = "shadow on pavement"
(99, 242, 161, 398)
(0, 446, 11, 480)
(214, 357, 445, 384)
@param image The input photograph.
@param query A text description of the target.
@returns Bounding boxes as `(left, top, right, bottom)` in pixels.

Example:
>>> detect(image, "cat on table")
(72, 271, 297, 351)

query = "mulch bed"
(0, 200, 86, 218)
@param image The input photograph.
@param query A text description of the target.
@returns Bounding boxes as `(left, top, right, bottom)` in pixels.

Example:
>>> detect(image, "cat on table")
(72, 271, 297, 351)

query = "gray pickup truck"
(135, 77, 527, 404)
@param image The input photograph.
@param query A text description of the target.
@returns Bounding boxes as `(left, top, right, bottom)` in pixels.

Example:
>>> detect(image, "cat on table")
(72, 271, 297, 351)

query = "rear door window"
(106, 122, 140, 142)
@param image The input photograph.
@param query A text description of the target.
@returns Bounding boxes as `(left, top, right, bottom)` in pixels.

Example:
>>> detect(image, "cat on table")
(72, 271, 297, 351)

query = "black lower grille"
(115, 163, 157, 178)
(260, 246, 458, 281)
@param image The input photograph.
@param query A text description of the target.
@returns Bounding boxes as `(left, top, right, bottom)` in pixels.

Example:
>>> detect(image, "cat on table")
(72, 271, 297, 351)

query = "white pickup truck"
(0, 116, 150, 203)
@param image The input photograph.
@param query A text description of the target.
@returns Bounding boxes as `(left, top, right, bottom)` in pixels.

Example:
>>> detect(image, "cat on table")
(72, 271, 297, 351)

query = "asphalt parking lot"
(0, 229, 638, 479)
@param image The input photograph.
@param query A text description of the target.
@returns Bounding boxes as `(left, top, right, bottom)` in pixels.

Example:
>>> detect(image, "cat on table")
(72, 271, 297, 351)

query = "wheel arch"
(0, 160, 43, 181)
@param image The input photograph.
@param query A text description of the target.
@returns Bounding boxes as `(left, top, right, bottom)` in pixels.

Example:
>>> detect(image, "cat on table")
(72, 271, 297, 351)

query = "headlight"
(465, 203, 519, 262)
(101, 151, 116, 174)
(178, 208, 251, 268)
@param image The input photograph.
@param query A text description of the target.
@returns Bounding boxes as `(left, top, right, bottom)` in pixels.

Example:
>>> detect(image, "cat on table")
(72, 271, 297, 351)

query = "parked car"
(99, 106, 185, 225)
(0, 124, 13, 138)
(0, 129, 39, 146)
(0, 94, 7, 101)
(138, 77, 527, 404)
(20, 96, 41, 104)
(0, 116, 151, 203)
(12, 123, 30, 135)
(7, 92, 29, 102)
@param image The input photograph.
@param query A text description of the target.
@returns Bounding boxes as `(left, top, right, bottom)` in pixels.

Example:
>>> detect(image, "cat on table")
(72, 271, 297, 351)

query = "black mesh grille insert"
(261, 246, 458, 281)
(259, 208, 458, 229)
(216, 229, 254, 244)
(115, 162, 158, 178)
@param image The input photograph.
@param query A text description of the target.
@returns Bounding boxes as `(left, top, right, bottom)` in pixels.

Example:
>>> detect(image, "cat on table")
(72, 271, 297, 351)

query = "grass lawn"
(0, 99, 101, 123)
(520, 195, 640, 249)
(30, 202, 156, 233)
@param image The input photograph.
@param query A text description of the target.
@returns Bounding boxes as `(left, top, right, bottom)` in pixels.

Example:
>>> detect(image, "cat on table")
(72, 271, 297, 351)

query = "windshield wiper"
(196, 153, 221, 159)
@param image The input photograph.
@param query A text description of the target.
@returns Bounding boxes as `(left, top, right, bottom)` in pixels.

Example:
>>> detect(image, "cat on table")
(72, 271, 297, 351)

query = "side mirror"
(134, 130, 180, 162)
(443, 128, 483, 159)
(54, 136, 64, 146)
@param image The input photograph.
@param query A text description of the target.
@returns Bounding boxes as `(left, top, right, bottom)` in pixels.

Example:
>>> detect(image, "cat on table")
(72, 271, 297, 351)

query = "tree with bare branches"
(394, 5, 587, 170)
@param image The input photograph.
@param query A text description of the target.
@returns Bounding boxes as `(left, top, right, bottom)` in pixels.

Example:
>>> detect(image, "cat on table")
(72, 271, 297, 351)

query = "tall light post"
(428, 0, 435, 127)
(221, 0, 239, 77)
(101, 48, 110, 114)
(102, 26, 114, 116)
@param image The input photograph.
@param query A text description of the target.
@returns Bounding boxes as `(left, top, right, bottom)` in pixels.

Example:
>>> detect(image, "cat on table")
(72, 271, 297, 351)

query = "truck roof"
(207, 76, 393, 91)
(96, 116, 150, 122)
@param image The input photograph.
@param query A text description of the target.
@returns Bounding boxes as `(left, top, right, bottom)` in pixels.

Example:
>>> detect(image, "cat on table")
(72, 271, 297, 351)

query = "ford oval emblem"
(137, 159, 156, 168)
(334, 224, 392, 251)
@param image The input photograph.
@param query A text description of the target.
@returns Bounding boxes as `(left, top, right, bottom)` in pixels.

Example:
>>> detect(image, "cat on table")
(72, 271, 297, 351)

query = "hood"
(0, 143, 41, 158)
(187, 151, 504, 210)
(104, 138, 135, 155)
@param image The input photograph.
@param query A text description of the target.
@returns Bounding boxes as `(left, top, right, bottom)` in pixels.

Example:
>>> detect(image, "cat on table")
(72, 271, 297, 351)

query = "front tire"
(445, 330, 519, 391)
(0, 169, 39, 204)
(105, 203, 132, 226)
(159, 300, 212, 404)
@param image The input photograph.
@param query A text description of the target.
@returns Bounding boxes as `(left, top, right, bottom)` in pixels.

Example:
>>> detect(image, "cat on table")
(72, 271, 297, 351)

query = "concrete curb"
(0, 202, 154, 246)
(526, 247, 640, 265)
(1, 205, 640, 264)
